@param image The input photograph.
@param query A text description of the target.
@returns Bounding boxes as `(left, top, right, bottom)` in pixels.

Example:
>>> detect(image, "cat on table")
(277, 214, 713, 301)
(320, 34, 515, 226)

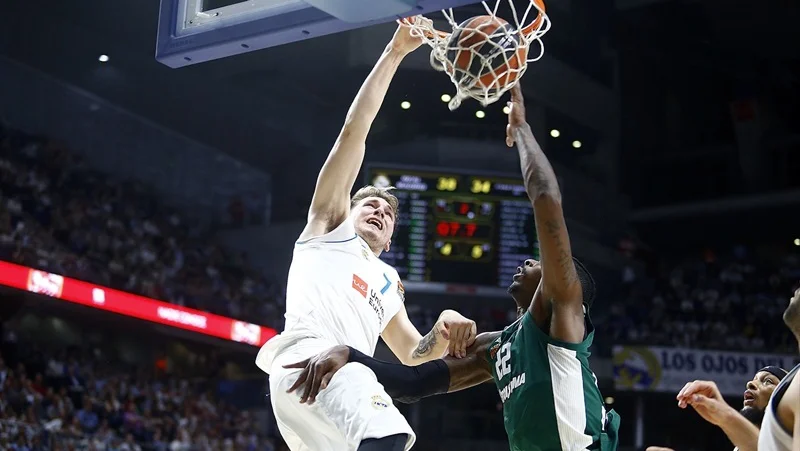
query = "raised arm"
(676, 380, 760, 451)
(284, 332, 499, 405)
(380, 305, 477, 365)
(506, 84, 584, 343)
(299, 22, 422, 240)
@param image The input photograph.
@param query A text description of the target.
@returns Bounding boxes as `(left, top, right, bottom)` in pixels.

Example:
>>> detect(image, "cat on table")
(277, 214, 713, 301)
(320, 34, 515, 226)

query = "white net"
(402, 0, 550, 110)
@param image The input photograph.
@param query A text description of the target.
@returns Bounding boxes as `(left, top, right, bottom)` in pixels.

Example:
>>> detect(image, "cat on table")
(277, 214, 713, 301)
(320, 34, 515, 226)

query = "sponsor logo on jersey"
(498, 372, 526, 403)
(370, 395, 389, 410)
(396, 280, 405, 303)
(489, 342, 500, 360)
(368, 290, 385, 325)
(380, 273, 391, 294)
(352, 274, 368, 298)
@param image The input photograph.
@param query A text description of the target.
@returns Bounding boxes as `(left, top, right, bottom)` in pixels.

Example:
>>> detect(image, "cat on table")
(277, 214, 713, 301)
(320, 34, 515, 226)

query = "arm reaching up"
(676, 380, 760, 451)
(299, 21, 423, 241)
(506, 84, 584, 343)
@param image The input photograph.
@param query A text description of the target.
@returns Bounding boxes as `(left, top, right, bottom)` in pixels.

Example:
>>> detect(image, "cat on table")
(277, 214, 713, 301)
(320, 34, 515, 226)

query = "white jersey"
(256, 217, 406, 373)
(758, 363, 798, 451)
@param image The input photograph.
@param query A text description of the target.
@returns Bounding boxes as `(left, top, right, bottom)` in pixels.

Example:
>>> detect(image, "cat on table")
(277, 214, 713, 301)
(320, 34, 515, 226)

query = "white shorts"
(269, 349, 416, 451)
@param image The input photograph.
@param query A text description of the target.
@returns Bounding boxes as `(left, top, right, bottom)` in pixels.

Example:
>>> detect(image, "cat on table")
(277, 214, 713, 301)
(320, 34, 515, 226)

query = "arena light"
(550, 129, 560, 138)
(794, 238, 800, 247)
(503, 105, 511, 114)
(604, 396, 615, 405)
(441, 94, 452, 103)
(475, 110, 486, 119)
(400, 101, 411, 110)
(0, 260, 276, 346)
(572, 140, 582, 149)
(98, 54, 110, 63)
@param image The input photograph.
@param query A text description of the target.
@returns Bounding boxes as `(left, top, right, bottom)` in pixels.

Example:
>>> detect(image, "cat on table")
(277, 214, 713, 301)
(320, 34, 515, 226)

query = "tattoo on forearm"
(513, 125, 579, 297)
(544, 219, 579, 288)
(529, 164, 555, 199)
(412, 328, 440, 359)
(514, 126, 560, 201)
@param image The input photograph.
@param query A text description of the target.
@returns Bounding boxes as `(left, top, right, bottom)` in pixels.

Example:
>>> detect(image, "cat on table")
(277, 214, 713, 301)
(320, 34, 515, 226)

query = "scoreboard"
(366, 166, 539, 296)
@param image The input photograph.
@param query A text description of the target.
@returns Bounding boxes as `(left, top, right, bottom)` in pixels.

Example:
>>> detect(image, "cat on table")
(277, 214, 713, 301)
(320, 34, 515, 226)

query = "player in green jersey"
(282, 84, 621, 451)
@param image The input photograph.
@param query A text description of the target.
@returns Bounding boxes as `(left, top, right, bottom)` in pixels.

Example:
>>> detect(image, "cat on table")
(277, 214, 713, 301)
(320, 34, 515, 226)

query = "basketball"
(443, 15, 529, 97)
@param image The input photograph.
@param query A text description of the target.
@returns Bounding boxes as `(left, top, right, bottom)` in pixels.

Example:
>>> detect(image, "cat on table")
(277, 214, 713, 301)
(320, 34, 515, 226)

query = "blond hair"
(350, 185, 399, 213)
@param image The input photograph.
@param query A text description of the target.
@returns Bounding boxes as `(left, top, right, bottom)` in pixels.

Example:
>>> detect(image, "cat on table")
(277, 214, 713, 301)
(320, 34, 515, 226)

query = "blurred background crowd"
(1, 0, 799, 448)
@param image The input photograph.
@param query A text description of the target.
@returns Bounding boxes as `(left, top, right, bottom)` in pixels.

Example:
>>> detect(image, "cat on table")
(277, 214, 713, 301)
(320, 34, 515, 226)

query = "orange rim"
(520, 0, 546, 37)
(399, 0, 546, 42)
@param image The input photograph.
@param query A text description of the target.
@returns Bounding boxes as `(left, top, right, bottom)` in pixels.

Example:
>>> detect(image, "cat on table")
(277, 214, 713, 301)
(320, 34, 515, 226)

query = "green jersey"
(486, 310, 620, 451)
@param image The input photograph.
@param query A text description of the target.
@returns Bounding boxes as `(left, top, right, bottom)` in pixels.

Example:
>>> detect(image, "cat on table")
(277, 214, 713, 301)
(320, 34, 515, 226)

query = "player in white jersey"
(646, 366, 788, 451)
(758, 285, 800, 451)
(671, 284, 800, 451)
(759, 363, 799, 451)
(256, 19, 477, 451)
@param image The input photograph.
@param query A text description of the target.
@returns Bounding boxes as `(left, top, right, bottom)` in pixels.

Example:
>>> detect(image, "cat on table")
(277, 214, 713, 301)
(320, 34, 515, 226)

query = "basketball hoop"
(401, 0, 549, 110)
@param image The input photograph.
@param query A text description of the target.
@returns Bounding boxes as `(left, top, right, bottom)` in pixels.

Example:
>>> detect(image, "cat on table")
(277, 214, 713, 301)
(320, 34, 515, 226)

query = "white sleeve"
(296, 216, 357, 245)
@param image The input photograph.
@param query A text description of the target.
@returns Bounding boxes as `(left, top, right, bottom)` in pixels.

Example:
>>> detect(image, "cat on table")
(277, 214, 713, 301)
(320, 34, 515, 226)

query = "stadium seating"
(0, 124, 284, 331)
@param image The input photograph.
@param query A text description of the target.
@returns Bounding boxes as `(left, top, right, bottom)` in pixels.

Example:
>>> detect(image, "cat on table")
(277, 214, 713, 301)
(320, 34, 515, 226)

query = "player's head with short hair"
(350, 185, 399, 255)
(507, 257, 596, 318)
(740, 366, 787, 426)
(783, 283, 800, 350)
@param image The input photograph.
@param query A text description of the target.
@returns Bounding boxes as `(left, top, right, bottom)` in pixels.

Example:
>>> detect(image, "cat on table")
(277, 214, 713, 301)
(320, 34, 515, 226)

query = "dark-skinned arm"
(283, 332, 499, 405)
(506, 84, 584, 343)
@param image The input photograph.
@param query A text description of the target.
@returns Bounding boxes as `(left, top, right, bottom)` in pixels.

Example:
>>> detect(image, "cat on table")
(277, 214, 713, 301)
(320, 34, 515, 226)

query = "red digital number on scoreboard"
(436, 221, 478, 238)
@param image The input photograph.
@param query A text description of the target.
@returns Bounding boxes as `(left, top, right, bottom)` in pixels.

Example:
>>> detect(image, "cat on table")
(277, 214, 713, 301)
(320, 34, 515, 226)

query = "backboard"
(156, 0, 482, 68)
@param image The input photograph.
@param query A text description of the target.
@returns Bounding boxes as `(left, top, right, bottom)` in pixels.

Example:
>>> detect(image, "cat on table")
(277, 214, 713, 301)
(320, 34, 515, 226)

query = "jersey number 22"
(495, 342, 511, 379)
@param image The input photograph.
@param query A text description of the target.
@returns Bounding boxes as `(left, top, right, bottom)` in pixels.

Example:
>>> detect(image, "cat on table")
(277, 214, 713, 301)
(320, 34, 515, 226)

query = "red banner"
(0, 261, 277, 347)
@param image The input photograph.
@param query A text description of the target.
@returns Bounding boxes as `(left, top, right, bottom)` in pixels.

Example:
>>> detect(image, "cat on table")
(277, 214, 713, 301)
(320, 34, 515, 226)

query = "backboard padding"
(156, 0, 482, 68)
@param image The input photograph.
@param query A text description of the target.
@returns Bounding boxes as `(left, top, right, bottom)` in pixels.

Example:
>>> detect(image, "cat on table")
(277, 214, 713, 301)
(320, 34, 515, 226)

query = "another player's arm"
(676, 380, 760, 451)
(284, 332, 499, 405)
(714, 409, 760, 451)
(299, 23, 421, 240)
(381, 305, 477, 365)
(506, 84, 583, 343)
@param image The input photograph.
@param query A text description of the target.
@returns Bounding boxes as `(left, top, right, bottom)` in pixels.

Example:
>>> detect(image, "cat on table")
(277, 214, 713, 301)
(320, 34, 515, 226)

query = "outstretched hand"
(506, 84, 527, 147)
(283, 345, 350, 405)
(391, 17, 426, 55)
(676, 380, 724, 408)
(676, 380, 737, 427)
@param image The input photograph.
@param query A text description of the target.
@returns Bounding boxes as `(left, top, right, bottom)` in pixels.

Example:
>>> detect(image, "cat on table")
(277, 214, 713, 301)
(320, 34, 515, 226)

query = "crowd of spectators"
(381, 242, 800, 356)
(3, 119, 800, 364)
(604, 245, 800, 353)
(0, 324, 275, 451)
(0, 124, 285, 330)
